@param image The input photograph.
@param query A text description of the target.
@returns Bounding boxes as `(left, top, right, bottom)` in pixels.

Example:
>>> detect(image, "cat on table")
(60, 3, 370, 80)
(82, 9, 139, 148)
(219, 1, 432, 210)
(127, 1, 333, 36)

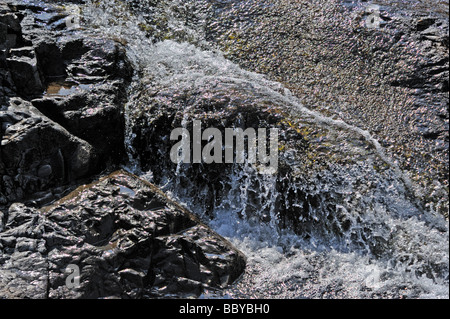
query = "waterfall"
(80, 0, 448, 298)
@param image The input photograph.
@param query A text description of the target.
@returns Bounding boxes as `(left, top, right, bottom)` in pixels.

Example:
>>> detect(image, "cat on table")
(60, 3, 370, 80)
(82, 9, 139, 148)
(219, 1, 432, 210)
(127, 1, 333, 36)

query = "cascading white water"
(80, 0, 449, 298)
(205, 167, 449, 298)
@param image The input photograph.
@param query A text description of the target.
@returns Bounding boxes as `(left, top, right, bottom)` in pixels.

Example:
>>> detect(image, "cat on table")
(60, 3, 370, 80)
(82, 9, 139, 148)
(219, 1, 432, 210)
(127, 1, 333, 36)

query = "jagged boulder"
(0, 98, 97, 205)
(0, 171, 246, 298)
(0, 1, 132, 207)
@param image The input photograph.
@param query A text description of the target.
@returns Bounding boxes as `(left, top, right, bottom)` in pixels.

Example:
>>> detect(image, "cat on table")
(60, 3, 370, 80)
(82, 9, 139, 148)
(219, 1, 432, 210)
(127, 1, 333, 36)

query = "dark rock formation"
(31, 35, 132, 166)
(0, 171, 246, 298)
(7, 46, 43, 96)
(1, 1, 132, 207)
(0, 97, 97, 205)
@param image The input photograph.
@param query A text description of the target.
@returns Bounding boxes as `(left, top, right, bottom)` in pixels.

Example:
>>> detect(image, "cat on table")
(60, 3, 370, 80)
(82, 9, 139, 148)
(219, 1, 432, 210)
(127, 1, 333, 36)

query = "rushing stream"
(74, 0, 449, 298)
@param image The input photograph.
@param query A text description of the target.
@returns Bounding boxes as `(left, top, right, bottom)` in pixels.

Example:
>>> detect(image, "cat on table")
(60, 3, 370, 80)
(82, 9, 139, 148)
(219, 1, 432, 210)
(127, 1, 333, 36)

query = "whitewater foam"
(81, 0, 449, 299)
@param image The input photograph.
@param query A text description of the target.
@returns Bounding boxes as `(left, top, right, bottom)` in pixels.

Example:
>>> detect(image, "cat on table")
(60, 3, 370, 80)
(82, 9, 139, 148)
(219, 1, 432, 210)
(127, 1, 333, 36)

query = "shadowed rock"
(0, 98, 97, 205)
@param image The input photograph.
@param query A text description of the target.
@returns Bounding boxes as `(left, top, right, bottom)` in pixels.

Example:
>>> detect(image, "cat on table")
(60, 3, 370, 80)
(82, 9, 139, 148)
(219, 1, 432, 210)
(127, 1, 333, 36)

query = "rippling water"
(73, 0, 450, 298)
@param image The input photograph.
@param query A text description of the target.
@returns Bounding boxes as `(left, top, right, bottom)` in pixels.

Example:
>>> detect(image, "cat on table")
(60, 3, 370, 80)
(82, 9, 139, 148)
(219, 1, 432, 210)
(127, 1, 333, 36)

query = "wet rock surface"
(0, 171, 246, 298)
(208, 0, 449, 217)
(0, 0, 448, 299)
(1, 97, 97, 205)
(109, 0, 448, 295)
(128, 73, 440, 254)
(0, 1, 246, 299)
(1, 0, 132, 207)
(122, 0, 448, 217)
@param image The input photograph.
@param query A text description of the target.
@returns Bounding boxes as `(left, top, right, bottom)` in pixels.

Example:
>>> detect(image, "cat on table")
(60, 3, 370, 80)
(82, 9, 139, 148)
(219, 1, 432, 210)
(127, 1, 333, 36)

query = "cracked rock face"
(0, 97, 97, 205)
(0, 171, 246, 299)
(1, 1, 132, 207)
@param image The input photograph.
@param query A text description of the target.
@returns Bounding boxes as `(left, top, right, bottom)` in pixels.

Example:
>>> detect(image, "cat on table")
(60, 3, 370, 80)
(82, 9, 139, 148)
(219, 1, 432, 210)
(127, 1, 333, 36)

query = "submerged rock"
(0, 171, 246, 298)
(204, 0, 449, 217)
(127, 69, 425, 255)
(122, 0, 448, 217)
